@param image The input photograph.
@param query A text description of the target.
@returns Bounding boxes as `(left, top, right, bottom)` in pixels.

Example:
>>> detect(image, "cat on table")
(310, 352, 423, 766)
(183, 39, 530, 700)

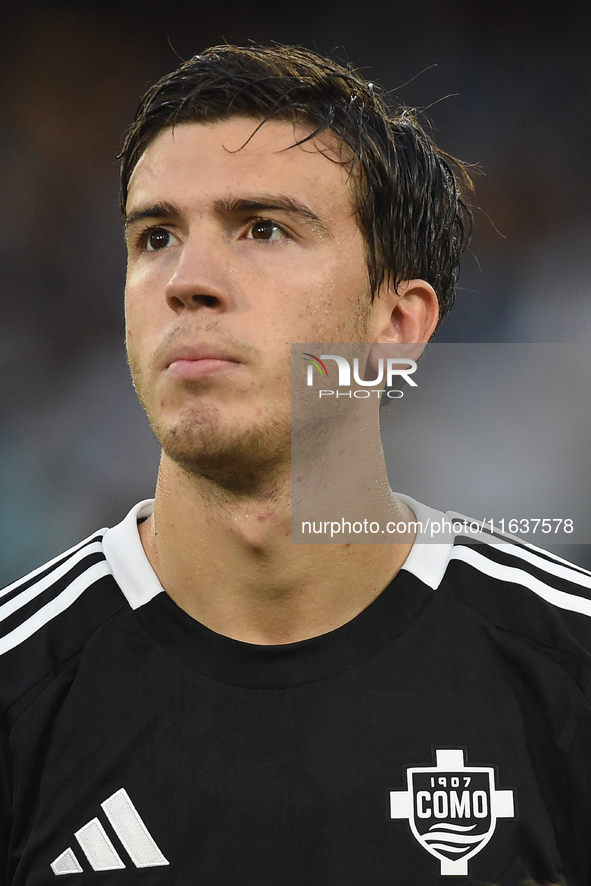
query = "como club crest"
(390, 749, 515, 876)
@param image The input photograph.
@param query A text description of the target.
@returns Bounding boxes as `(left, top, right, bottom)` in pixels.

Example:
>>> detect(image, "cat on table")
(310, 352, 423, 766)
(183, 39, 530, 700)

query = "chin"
(152, 404, 292, 492)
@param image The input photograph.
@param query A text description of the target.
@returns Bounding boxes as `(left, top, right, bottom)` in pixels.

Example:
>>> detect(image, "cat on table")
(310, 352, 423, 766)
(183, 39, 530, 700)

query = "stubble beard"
(130, 359, 292, 495)
(159, 403, 292, 494)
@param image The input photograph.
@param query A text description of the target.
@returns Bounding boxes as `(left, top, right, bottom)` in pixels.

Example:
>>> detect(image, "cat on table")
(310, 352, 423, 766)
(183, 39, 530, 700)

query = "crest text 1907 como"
(389, 748, 515, 876)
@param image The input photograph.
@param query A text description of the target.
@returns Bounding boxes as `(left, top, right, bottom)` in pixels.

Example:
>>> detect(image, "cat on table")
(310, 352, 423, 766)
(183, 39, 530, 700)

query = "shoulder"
(400, 497, 591, 650)
(446, 509, 591, 620)
(0, 500, 161, 721)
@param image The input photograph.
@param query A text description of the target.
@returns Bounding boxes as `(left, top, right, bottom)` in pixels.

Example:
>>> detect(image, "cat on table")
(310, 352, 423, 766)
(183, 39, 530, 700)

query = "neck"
(139, 419, 416, 645)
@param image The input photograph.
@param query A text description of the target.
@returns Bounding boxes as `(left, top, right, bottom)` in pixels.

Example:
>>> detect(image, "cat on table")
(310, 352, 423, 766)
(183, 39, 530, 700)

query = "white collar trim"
(102, 500, 163, 609)
(396, 494, 455, 590)
(102, 495, 453, 609)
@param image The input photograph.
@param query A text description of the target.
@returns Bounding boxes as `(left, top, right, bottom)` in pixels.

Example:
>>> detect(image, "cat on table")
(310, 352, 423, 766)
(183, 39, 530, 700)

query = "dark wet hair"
(119, 44, 473, 324)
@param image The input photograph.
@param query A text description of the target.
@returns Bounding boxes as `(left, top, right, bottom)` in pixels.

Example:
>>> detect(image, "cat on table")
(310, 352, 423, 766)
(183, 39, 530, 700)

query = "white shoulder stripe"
(464, 539, 591, 590)
(0, 541, 105, 617)
(0, 561, 112, 656)
(452, 545, 591, 618)
(1, 531, 107, 598)
(448, 511, 591, 575)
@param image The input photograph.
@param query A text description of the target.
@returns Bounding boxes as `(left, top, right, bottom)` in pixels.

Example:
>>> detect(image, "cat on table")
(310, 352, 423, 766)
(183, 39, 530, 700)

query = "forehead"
(126, 117, 356, 217)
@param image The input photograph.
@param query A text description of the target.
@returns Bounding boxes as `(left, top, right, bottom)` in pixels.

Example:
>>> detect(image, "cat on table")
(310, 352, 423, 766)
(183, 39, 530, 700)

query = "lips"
(163, 343, 243, 380)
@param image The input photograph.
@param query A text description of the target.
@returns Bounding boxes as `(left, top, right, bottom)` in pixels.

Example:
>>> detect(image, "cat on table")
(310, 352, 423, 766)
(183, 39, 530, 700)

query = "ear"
(366, 279, 439, 372)
(367, 278, 440, 345)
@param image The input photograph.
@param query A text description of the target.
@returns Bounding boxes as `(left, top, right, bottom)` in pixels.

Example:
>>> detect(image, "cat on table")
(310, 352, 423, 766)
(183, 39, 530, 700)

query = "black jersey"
(3, 498, 591, 886)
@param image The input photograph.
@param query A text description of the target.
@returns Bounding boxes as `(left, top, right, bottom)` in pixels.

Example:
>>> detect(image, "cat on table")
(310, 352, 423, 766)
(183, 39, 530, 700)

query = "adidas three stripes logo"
(51, 788, 169, 875)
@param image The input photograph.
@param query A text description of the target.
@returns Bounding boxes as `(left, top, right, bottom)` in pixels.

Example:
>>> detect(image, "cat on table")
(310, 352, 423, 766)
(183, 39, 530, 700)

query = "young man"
(2, 45, 591, 886)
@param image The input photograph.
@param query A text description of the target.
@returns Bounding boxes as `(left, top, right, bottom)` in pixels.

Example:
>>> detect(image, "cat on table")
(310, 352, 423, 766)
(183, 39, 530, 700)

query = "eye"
(144, 227, 178, 251)
(245, 219, 286, 241)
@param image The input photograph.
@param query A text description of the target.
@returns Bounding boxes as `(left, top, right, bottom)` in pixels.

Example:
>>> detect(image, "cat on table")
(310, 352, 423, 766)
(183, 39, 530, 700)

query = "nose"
(165, 233, 232, 313)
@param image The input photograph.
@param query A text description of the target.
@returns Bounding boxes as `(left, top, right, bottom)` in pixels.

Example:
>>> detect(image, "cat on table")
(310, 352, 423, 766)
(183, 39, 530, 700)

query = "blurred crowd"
(1, 0, 590, 583)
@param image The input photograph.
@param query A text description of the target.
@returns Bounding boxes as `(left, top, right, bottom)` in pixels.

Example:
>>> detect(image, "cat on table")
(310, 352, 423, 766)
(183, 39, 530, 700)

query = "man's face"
(124, 117, 381, 482)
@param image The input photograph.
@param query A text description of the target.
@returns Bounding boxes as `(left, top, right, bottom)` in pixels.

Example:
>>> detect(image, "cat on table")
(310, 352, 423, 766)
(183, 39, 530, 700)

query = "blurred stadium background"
(2, 0, 591, 583)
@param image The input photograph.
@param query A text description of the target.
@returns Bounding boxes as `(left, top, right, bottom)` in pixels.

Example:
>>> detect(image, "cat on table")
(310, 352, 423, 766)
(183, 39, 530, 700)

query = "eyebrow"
(124, 195, 330, 234)
(124, 201, 180, 232)
(212, 195, 330, 233)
